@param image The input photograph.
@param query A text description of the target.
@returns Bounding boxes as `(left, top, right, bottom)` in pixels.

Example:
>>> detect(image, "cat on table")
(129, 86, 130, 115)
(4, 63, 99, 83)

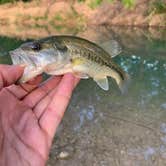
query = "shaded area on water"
(0, 27, 166, 165)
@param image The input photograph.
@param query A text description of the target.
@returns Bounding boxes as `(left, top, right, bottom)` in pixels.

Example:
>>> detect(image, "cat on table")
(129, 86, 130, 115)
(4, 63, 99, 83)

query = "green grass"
(149, 0, 166, 15)
(0, 0, 138, 10)
(77, 0, 135, 9)
(34, 15, 48, 21)
(88, 0, 102, 9)
(0, 0, 30, 4)
(121, 0, 135, 8)
(54, 14, 63, 21)
(77, 0, 85, 2)
(0, 0, 14, 4)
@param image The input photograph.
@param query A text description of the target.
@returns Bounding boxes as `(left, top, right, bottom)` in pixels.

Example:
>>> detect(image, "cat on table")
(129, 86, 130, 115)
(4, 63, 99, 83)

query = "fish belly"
(44, 63, 73, 75)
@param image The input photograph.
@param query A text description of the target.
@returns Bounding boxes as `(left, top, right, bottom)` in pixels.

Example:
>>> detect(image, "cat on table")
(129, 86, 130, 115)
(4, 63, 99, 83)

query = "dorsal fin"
(99, 40, 122, 58)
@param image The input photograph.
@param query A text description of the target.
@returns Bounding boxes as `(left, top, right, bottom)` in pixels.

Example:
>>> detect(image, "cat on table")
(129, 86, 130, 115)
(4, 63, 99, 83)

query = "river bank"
(0, 0, 165, 39)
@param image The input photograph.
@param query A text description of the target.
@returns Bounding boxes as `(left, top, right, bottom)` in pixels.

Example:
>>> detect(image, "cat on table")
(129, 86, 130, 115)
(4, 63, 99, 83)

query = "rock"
(58, 151, 70, 159)
(134, 15, 148, 26)
(161, 103, 166, 110)
(149, 14, 166, 27)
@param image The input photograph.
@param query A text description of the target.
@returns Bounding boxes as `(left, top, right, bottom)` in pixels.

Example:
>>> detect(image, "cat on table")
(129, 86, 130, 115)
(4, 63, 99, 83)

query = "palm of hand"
(0, 74, 78, 166)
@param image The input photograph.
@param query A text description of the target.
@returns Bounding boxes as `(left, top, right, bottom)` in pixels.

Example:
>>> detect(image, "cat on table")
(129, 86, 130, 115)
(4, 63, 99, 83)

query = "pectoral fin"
(19, 66, 43, 83)
(94, 77, 109, 91)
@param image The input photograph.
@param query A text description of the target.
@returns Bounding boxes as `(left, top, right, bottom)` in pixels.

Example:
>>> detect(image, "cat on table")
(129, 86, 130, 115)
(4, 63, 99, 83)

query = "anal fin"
(94, 77, 109, 91)
(74, 72, 89, 79)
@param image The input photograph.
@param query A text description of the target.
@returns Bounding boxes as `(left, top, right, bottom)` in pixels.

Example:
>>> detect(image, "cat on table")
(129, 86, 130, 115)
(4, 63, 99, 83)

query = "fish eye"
(31, 42, 41, 51)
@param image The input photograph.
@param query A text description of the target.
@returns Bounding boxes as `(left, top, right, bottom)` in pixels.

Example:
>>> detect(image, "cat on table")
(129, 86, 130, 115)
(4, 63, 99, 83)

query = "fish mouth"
(10, 50, 25, 65)
(9, 49, 36, 67)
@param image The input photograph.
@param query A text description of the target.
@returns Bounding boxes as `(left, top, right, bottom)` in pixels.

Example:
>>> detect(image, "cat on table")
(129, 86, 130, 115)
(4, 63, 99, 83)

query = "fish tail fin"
(118, 72, 130, 94)
(108, 65, 130, 94)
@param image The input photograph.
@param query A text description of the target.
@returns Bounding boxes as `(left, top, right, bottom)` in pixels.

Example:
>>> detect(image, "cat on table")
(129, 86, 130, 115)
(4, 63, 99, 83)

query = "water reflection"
(0, 27, 166, 165)
(74, 105, 96, 131)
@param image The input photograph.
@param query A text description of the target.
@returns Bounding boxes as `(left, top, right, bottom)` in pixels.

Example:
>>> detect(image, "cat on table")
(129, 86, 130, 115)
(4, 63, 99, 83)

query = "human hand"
(0, 65, 79, 166)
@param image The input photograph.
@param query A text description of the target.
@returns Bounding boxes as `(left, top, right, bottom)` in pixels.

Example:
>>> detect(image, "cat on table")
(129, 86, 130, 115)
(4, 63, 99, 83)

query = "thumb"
(0, 65, 24, 89)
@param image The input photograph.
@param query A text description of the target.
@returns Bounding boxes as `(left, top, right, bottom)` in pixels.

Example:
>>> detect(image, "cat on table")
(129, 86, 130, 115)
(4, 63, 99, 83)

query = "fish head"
(9, 37, 69, 83)
(10, 39, 68, 66)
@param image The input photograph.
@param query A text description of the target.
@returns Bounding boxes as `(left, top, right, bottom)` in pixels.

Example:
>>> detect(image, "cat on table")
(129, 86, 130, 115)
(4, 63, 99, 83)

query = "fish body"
(10, 35, 129, 92)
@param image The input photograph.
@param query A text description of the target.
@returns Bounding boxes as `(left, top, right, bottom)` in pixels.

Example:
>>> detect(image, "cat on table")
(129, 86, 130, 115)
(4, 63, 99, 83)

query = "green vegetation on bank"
(0, 0, 136, 7)
(0, 0, 30, 4)
(77, 0, 166, 12)
(78, 0, 166, 12)
(121, 0, 135, 8)
(0, 0, 13, 4)
(77, 0, 135, 9)
(149, 0, 166, 15)
(0, 0, 165, 15)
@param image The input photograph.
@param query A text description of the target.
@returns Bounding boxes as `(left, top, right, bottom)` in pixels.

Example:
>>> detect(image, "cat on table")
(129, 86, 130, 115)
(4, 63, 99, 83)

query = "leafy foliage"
(121, 0, 135, 8)
(0, 0, 14, 4)
(0, 0, 30, 4)
(77, 0, 135, 9)
(149, 0, 166, 15)
(77, 0, 86, 2)
(88, 0, 102, 9)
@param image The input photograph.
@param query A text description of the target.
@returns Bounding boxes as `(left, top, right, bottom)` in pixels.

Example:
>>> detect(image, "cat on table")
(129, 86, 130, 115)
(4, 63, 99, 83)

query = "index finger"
(38, 73, 79, 139)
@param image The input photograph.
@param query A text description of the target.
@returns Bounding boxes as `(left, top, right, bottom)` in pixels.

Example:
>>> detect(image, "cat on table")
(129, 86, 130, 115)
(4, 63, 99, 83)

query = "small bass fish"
(10, 35, 129, 92)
